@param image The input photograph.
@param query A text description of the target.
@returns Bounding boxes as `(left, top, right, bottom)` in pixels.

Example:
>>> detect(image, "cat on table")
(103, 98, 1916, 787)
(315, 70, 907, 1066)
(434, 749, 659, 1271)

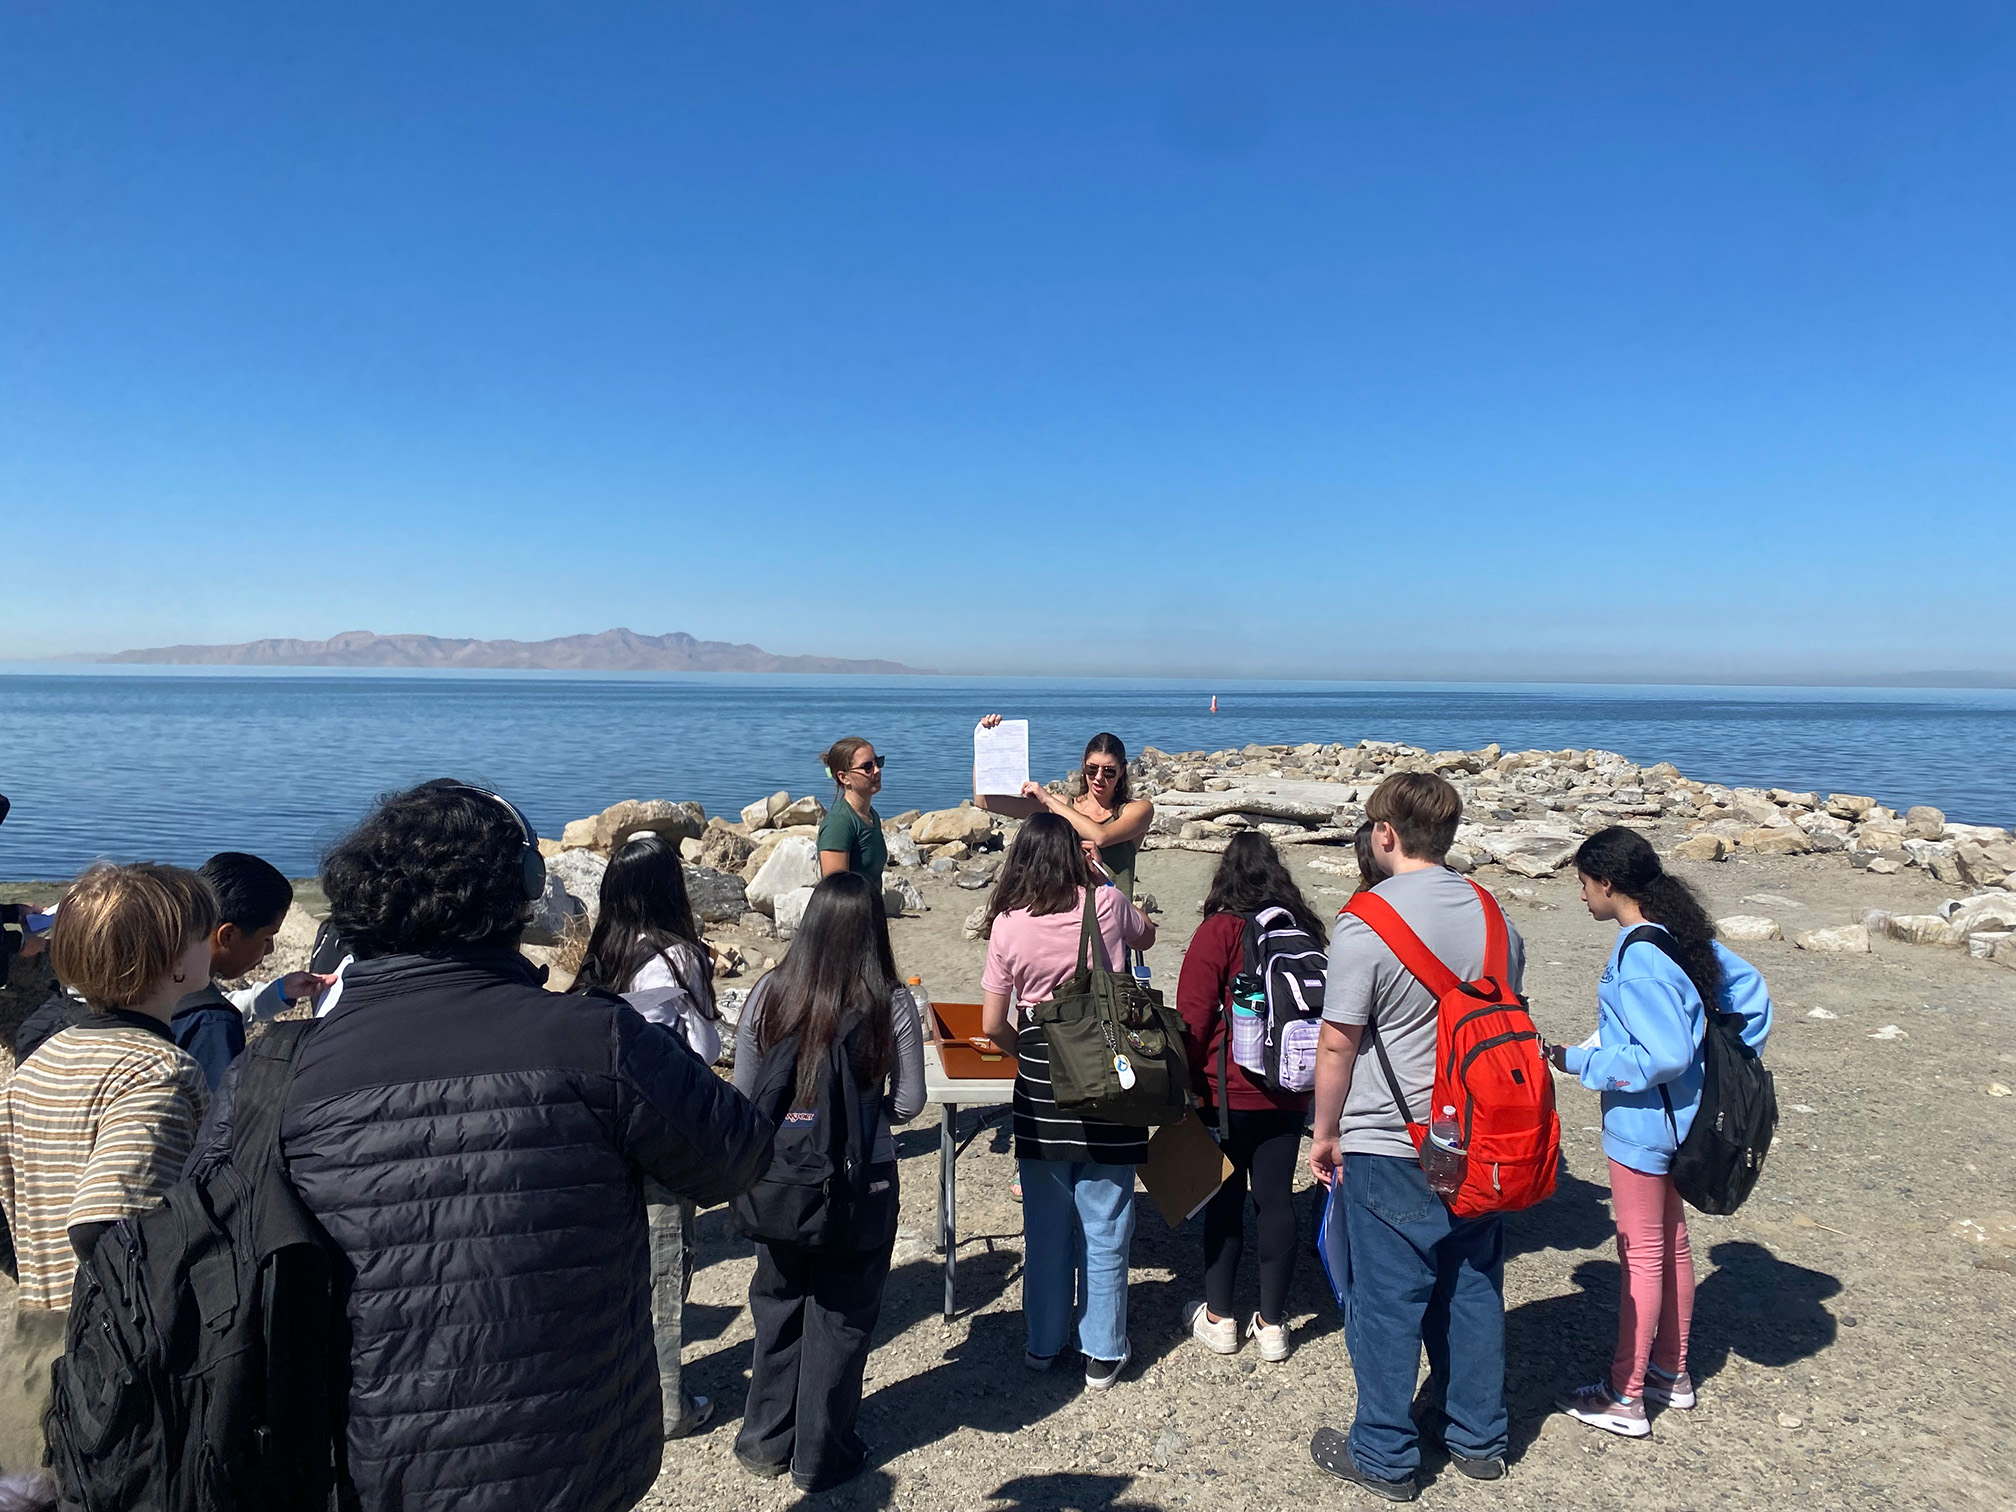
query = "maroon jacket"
(1175, 912, 1313, 1113)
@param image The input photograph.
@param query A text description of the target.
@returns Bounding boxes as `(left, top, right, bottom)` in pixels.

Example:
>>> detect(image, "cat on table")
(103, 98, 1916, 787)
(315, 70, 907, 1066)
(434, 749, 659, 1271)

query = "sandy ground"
(5, 849, 2013, 1509)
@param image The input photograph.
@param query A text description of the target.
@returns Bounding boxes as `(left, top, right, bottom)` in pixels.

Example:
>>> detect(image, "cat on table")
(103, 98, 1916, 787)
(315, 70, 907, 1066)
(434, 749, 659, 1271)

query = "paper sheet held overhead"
(973, 719, 1030, 795)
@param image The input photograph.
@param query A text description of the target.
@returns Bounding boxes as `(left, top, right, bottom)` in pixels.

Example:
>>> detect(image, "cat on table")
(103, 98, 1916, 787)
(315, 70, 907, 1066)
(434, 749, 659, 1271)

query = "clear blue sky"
(5, 2, 2011, 680)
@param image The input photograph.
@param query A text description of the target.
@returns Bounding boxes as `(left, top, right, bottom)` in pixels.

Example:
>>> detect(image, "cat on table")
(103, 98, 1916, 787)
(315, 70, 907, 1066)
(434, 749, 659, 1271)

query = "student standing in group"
(0, 865, 216, 1469)
(1175, 832, 1325, 1363)
(169, 851, 332, 1090)
(974, 714, 1155, 900)
(978, 814, 1157, 1389)
(816, 736, 889, 898)
(184, 781, 773, 1512)
(731, 872, 924, 1492)
(1306, 774, 1524, 1499)
(571, 834, 725, 1440)
(1553, 826, 1774, 1437)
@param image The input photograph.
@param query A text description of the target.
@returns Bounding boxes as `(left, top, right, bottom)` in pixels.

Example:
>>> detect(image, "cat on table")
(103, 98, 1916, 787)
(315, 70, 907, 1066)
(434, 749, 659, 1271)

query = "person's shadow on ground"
(1494, 1240, 1840, 1464)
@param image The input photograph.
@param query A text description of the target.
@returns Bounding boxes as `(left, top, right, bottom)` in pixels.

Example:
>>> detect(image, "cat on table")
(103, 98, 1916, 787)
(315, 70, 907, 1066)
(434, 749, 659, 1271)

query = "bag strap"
(1215, 986, 1232, 1142)
(1076, 887, 1110, 974)
(1622, 924, 1698, 1145)
(231, 1019, 316, 1170)
(1341, 892, 1463, 1000)
(1364, 1019, 1420, 1127)
(1467, 880, 1511, 986)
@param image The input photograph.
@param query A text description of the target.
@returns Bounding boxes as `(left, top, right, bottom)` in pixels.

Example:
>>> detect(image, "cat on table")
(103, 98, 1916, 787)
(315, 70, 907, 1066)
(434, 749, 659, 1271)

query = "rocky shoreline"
(515, 739, 2016, 994)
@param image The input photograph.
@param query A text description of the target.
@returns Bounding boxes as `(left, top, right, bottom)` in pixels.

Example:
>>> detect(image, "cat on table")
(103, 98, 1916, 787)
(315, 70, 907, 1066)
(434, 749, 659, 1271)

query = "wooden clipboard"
(1139, 1110, 1233, 1228)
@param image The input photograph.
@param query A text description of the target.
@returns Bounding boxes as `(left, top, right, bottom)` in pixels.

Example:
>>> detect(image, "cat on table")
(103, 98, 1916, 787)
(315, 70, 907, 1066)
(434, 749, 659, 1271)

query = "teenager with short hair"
(168, 852, 330, 1089)
(979, 813, 1157, 1389)
(1553, 827, 1773, 1437)
(816, 737, 889, 897)
(571, 833, 725, 1439)
(1306, 773, 1525, 1498)
(1175, 832, 1325, 1361)
(1, 863, 216, 1309)
(731, 872, 924, 1493)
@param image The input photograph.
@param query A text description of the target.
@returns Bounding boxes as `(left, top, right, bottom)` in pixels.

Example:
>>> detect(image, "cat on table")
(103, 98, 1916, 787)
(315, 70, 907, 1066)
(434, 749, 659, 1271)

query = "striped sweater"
(0, 1015, 209, 1308)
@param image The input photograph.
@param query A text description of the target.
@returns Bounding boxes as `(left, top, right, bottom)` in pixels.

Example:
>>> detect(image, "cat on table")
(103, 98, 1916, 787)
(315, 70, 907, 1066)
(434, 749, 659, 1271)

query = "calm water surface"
(1, 669, 2011, 880)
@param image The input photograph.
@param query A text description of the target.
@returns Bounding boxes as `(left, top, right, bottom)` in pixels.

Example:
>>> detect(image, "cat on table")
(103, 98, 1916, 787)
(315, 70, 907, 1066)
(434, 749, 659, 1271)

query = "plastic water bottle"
(1421, 1105, 1468, 1198)
(1229, 972, 1268, 1071)
(908, 975, 931, 1029)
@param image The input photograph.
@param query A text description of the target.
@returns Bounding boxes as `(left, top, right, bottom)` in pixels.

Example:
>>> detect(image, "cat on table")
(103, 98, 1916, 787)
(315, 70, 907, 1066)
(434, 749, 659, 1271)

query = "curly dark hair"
(1574, 826, 1725, 1008)
(323, 780, 535, 960)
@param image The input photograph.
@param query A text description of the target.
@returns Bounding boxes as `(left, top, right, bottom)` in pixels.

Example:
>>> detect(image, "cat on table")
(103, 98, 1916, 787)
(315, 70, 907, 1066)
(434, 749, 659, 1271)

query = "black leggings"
(1201, 1106, 1306, 1325)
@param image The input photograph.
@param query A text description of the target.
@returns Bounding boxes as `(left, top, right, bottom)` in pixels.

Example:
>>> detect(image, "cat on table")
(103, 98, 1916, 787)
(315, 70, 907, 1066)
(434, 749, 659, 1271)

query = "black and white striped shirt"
(1012, 1021, 1149, 1165)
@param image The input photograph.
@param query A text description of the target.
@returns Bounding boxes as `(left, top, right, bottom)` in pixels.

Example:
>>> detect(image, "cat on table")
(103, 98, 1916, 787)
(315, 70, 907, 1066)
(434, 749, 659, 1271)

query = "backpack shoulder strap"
(1467, 880, 1511, 986)
(231, 1020, 315, 1169)
(1077, 887, 1110, 973)
(1623, 926, 1692, 1142)
(1341, 892, 1462, 1000)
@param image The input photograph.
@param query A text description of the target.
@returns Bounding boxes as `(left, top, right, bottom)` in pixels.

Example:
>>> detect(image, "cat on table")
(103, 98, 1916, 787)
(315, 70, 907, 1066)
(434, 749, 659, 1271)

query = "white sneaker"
(1181, 1300, 1239, 1355)
(1247, 1312, 1291, 1362)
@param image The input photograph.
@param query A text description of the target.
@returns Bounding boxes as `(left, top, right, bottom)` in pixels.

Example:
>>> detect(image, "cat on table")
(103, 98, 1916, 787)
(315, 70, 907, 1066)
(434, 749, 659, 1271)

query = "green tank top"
(1095, 808, 1139, 901)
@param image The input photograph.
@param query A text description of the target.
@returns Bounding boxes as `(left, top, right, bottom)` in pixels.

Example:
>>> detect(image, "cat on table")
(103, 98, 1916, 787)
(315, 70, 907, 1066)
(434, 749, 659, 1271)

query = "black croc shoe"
(1309, 1426, 1418, 1502)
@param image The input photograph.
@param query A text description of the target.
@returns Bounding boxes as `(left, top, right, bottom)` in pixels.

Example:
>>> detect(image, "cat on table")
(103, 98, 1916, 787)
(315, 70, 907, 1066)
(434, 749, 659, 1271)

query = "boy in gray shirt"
(1308, 774, 1525, 1499)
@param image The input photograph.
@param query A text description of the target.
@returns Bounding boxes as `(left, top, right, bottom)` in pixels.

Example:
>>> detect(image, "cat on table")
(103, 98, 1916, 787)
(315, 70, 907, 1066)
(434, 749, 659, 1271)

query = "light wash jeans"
(1018, 1159, 1136, 1362)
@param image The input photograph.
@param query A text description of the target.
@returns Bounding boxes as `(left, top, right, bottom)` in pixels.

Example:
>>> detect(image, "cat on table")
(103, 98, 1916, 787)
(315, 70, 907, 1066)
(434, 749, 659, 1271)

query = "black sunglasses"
(849, 756, 886, 773)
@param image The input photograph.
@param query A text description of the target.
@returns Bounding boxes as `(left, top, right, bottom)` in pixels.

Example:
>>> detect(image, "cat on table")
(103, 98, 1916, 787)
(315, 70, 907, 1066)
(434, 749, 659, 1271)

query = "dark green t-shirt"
(817, 799, 887, 895)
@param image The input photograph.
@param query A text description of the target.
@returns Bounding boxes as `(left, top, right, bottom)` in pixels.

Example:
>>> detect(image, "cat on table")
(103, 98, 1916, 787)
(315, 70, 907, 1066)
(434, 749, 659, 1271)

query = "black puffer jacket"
(196, 949, 772, 1512)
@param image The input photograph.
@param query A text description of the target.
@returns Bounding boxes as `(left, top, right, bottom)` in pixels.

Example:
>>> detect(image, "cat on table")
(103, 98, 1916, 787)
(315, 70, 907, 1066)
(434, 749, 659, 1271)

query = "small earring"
(172, 972, 187, 983)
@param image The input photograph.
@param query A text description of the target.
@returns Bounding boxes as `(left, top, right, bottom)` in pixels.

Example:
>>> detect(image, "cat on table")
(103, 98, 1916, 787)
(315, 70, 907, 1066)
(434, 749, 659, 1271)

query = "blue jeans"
(1336, 1154, 1507, 1480)
(1018, 1160, 1136, 1362)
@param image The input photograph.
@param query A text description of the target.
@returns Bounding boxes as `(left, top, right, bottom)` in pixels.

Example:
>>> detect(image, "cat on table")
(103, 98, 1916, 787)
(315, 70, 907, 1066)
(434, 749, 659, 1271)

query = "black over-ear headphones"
(438, 783, 548, 902)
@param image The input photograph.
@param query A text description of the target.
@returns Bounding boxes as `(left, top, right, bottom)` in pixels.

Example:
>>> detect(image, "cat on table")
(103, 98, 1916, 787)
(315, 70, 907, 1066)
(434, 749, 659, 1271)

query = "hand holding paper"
(974, 718, 1031, 796)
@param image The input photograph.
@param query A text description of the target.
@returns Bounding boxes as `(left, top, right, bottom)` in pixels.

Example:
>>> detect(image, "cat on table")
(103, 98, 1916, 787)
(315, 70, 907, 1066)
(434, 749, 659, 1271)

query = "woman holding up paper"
(975, 715, 1155, 900)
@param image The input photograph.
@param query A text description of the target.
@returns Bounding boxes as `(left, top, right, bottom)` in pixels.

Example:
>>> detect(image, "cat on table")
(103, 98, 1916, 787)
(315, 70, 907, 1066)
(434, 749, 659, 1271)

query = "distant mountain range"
(95, 628, 925, 675)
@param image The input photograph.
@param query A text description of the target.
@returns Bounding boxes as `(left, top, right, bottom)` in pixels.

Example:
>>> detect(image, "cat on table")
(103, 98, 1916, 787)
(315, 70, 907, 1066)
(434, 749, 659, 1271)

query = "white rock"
(1793, 925, 1869, 954)
(883, 878, 927, 917)
(544, 849, 610, 924)
(885, 831, 923, 869)
(1805, 1007, 1838, 1020)
(772, 885, 817, 940)
(1865, 1024, 1908, 1041)
(912, 807, 995, 847)
(745, 837, 821, 915)
(742, 791, 790, 830)
(1716, 915, 1783, 943)
(1948, 893, 2016, 936)
(1885, 914, 1961, 947)
(523, 871, 584, 946)
(1968, 932, 2013, 961)
(773, 795, 827, 829)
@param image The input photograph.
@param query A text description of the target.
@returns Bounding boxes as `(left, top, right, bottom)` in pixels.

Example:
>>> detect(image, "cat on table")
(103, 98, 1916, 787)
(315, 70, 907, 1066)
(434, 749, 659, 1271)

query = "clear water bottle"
(908, 975, 931, 1030)
(1229, 972, 1268, 1072)
(1421, 1105, 1468, 1198)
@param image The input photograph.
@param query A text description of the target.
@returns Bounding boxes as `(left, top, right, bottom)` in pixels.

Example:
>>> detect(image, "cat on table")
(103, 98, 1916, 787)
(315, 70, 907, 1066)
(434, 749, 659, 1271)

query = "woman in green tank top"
(975, 717, 1155, 900)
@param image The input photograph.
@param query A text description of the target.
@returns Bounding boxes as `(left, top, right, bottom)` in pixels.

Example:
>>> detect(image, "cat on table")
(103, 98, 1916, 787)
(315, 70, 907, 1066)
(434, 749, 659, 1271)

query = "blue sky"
(4, 2, 2011, 680)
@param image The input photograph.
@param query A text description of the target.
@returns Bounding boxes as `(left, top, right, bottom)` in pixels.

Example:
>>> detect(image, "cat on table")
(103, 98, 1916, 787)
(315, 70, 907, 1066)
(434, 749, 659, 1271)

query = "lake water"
(1, 668, 2011, 880)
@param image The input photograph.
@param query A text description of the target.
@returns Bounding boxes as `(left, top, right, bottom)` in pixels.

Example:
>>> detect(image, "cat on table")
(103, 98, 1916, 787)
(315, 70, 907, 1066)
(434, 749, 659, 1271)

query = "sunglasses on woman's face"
(1084, 763, 1121, 781)
(851, 757, 886, 773)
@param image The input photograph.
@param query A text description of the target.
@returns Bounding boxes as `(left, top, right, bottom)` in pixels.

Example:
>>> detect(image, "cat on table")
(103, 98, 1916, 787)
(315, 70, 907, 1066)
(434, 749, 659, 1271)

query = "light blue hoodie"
(1562, 925, 1773, 1176)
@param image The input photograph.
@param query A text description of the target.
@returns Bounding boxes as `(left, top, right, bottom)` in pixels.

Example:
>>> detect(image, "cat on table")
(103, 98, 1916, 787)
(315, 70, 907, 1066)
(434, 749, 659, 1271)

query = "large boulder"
(883, 878, 927, 917)
(911, 807, 995, 848)
(1739, 827, 1813, 856)
(697, 818, 757, 874)
(773, 795, 827, 829)
(746, 837, 821, 916)
(1716, 916, 1782, 943)
(1826, 793, 1876, 819)
(1794, 925, 1869, 954)
(1949, 893, 2016, 937)
(1884, 914, 1960, 947)
(1903, 838, 1963, 883)
(594, 799, 706, 853)
(560, 816, 600, 851)
(524, 871, 585, 946)
(1954, 837, 2016, 888)
(1671, 834, 1727, 862)
(545, 848, 610, 923)
(1475, 829, 1580, 877)
(773, 885, 818, 940)
(742, 791, 790, 831)
(1904, 805, 1947, 841)
(884, 830, 923, 869)
(742, 825, 821, 879)
(686, 866, 749, 925)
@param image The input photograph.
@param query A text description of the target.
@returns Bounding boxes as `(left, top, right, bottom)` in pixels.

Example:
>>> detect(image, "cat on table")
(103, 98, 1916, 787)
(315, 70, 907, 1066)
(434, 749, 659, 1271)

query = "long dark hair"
(1574, 826, 1724, 1008)
(1081, 732, 1132, 809)
(573, 835, 712, 1015)
(1202, 831, 1330, 942)
(981, 813, 1092, 937)
(754, 871, 898, 1109)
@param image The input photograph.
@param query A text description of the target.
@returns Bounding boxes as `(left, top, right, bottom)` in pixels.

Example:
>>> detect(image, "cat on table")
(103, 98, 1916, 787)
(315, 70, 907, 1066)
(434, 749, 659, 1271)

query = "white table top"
(923, 1042, 1016, 1106)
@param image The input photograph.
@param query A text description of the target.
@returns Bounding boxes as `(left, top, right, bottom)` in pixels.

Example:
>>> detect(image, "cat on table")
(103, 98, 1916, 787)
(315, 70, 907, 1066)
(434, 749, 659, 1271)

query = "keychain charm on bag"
(1113, 1053, 1137, 1090)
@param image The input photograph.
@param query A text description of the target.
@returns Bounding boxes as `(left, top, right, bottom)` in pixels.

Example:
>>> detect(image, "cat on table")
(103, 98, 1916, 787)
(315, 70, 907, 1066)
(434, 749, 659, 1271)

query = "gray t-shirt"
(1322, 866, 1527, 1159)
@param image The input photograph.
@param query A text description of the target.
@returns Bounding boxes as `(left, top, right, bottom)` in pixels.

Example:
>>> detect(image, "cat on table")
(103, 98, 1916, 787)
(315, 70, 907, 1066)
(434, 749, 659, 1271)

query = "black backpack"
(43, 1021, 346, 1512)
(1218, 904, 1328, 1110)
(730, 1009, 896, 1251)
(1624, 927, 1777, 1215)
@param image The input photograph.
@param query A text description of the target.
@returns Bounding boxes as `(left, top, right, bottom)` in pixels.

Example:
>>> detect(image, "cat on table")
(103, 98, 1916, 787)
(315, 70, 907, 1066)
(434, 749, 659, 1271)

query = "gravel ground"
(6, 844, 2012, 1510)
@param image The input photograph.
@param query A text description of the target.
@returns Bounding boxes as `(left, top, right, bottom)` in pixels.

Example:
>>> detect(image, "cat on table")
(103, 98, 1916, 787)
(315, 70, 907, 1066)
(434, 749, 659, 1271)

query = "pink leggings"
(1608, 1160, 1695, 1398)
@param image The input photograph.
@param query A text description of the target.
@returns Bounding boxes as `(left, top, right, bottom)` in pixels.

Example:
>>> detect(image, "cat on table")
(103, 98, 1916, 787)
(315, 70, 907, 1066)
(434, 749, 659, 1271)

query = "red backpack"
(1342, 881, 1560, 1218)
